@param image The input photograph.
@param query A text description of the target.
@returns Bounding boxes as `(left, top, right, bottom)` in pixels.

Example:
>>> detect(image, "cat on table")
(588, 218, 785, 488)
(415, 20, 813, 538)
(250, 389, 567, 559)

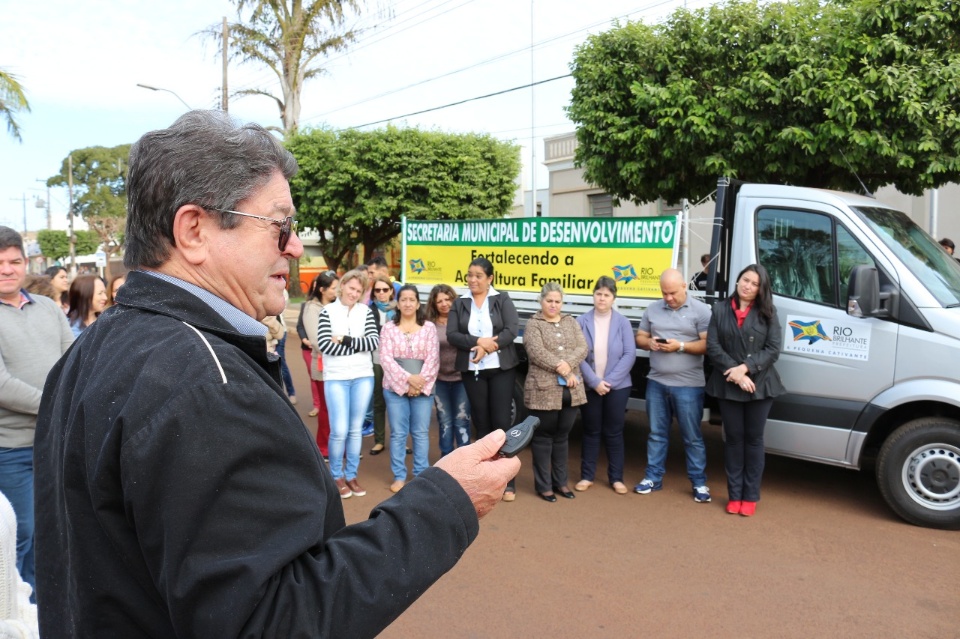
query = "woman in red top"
(706, 264, 785, 517)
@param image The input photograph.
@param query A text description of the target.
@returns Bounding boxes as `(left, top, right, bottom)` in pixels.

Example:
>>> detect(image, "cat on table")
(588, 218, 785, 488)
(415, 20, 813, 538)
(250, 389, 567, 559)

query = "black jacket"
(34, 271, 479, 638)
(447, 291, 520, 372)
(705, 299, 786, 401)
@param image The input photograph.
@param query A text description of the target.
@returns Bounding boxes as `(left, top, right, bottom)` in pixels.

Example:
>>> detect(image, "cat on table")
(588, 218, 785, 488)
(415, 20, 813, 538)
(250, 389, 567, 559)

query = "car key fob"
(498, 416, 540, 457)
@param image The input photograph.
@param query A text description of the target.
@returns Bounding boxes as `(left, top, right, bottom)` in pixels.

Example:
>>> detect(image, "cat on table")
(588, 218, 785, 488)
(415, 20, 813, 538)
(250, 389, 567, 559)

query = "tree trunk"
(288, 258, 303, 297)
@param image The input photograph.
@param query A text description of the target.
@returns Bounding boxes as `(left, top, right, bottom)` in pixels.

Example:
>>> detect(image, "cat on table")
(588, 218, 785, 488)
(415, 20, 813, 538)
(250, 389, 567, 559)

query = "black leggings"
(462, 367, 517, 490)
(529, 395, 578, 494)
(718, 398, 774, 502)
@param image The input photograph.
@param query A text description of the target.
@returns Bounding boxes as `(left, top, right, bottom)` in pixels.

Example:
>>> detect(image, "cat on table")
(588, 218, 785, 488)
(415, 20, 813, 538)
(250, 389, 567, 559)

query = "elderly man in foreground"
(34, 111, 519, 638)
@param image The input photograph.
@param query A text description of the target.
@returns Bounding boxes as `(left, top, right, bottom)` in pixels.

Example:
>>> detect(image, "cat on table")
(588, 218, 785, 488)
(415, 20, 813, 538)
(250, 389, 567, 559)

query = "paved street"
(283, 332, 959, 638)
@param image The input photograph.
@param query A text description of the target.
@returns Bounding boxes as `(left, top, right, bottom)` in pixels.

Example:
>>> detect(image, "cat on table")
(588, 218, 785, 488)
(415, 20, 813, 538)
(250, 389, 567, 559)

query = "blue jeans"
(276, 333, 295, 397)
(644, 379, 707, 486)
(326, 376, 374, 480)
(0, 447, 34, 593)
(433, 380, 471, 456)
(384, 391, 433, 481)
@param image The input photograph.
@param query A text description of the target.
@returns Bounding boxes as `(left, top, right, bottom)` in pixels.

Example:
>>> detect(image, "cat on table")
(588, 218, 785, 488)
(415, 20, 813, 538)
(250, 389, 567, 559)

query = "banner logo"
(788, 319, 831, 344)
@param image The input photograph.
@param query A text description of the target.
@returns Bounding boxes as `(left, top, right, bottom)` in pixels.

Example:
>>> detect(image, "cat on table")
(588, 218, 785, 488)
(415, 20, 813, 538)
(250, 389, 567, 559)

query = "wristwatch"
(678, 342, 685, 353)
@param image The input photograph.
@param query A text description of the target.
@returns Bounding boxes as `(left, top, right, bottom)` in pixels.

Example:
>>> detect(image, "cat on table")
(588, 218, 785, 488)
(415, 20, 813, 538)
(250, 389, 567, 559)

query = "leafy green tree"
(203, 0, 364, 134)
(47, 144, 130, 259)
(36, 230, 70, 263)
(568, 0, 960, 204)
(37, 230, 100, 262)
(286, 126, 521, 272)
(0, 68, 30, 141)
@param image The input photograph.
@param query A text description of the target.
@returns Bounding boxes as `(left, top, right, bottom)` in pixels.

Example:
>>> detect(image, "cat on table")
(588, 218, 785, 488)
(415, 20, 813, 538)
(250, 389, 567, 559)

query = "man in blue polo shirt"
(634, 268, 713, 503)
(0, 226, 73, 594)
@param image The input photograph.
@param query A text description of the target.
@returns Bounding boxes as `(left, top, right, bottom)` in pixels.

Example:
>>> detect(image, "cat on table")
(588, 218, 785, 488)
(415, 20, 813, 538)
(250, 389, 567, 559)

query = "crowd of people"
(0, 110, 844, 636)
(3, 237, 788, 634)
(298, 254, 785, 518)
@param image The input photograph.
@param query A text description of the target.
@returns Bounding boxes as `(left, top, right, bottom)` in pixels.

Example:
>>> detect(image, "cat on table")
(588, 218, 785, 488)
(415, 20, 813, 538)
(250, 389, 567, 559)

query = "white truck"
(403, 178, 960, 529)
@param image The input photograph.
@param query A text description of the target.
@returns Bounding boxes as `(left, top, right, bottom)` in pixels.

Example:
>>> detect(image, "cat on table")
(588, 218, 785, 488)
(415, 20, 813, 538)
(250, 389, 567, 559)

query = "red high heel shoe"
(739, 501, 757, 517)
(726, 500, 741, 515)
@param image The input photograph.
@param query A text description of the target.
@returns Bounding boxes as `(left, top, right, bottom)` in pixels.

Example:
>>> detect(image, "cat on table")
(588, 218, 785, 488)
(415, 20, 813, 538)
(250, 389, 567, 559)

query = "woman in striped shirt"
(317, 269, 380, 499)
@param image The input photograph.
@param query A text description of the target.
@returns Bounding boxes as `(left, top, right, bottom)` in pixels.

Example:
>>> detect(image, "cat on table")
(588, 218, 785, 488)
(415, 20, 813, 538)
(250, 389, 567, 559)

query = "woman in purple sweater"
(575, 276, 638, 494)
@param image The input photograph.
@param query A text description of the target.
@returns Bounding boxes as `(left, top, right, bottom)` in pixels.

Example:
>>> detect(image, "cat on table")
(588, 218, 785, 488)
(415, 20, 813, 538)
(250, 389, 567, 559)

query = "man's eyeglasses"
(206, 208, 297, 252)
(374, 287, 392, 293)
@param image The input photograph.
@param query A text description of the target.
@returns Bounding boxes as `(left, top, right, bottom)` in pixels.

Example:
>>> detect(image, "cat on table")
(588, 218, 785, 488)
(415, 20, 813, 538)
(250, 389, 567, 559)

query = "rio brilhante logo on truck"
(402, 216, 680, 298)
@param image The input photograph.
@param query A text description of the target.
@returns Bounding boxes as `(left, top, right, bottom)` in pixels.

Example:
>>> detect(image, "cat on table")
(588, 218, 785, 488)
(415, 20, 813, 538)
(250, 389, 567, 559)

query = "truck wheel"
(876, 418, 960, 530)
(510, 379, 528, 426)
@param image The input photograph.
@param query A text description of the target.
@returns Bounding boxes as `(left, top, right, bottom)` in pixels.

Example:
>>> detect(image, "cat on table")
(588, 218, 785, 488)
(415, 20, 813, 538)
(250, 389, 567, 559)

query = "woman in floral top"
(380, 284, 440, 493)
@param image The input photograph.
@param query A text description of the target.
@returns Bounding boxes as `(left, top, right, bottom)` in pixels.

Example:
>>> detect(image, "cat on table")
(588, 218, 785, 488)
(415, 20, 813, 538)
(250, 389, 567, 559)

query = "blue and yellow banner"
(402, 217, 679, 298)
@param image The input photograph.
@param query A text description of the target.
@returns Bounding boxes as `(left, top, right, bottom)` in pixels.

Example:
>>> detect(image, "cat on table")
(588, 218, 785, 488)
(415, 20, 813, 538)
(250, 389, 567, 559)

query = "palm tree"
(0, 68, 30, 142)
(204, 0, 366, 135)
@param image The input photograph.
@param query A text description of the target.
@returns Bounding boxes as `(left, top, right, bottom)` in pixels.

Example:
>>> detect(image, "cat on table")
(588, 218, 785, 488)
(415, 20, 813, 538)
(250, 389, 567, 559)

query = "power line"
(301, 0, 685, 124)
(332, 0, 476, 62)
(350, 73, 571, 129)
(230, 0, 707, 132)
(306, 28, 572, 121)
(228, 0, 472, 97)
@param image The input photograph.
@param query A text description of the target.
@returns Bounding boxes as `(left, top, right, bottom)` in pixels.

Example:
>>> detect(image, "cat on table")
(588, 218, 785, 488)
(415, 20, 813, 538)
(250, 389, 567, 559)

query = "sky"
(0, 0, 708, 233)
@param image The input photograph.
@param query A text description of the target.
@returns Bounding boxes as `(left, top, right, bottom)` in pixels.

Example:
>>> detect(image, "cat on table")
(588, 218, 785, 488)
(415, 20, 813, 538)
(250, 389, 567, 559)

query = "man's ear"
(171, 204, 211, 266)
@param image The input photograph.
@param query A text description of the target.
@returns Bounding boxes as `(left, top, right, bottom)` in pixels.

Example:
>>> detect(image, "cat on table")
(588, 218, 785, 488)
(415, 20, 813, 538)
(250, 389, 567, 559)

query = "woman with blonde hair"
(316, 269, 379, 499)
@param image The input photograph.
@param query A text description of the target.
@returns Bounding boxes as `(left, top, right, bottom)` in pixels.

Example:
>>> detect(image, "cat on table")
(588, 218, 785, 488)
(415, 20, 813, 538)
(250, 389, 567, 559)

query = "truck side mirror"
(847, 265, 888, 318)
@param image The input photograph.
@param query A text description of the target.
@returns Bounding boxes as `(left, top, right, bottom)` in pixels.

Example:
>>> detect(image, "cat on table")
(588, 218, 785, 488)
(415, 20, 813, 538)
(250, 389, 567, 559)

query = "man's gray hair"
(124, 110, 298, 269)
(538, 281, 564, 301)
(0, 226, 24, 257)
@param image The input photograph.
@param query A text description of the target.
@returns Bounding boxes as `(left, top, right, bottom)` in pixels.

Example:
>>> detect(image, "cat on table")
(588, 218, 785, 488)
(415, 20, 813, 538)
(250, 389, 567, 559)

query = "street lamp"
(136, 83, 193, 110)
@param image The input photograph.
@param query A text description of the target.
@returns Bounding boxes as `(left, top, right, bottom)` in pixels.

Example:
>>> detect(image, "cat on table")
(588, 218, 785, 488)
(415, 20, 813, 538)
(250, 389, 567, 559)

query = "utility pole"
(68, 155, 77, 277)
(222, 17, 229, 112)
(529, 0, 536, 218)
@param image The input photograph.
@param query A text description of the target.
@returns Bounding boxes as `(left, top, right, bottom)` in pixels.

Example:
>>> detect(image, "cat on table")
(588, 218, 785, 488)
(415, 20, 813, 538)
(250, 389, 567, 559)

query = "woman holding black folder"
(380, 284, 440, 493)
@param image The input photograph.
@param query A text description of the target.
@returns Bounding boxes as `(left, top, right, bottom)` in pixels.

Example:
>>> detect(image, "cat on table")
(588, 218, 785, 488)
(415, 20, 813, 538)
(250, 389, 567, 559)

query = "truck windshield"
(853, 206, 960, 307)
